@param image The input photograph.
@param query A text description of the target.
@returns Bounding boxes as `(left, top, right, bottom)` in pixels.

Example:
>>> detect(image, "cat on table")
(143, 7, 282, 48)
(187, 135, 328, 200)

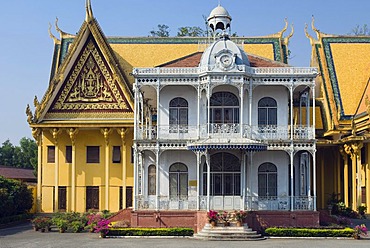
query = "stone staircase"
(194, 223, 265, 241)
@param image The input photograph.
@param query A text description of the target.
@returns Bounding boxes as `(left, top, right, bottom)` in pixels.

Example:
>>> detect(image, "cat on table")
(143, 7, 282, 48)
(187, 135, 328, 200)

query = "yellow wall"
(40, 128, 133, 213)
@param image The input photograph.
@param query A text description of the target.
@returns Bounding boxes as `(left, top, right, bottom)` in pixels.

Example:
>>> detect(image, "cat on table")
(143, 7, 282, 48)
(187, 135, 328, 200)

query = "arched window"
(169, 163, 188, 199)
(169, 97, 188, 133)
(258, 97, 277, 126)
(210, 92, 239, 124)
(202, 152, 241, 196)
(148, 165, 156, 195)
(258, 163, 277, 197)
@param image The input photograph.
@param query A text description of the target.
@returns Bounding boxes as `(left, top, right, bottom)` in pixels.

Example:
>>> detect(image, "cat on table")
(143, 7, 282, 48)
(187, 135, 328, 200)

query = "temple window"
(112, 146, 121, 163)
(65, 146, 72, 163)
(86, 146, 100, 163)
(47, 146, 55, 163)
(86, 186, 99, 210)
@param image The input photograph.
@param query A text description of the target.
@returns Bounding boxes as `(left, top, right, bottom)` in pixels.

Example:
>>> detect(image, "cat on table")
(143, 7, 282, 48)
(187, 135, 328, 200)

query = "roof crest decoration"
(304, 20, 318, 45)
(48, 23, 60, 43)
(284, 23, 294, 46)
(85, 0, 94, 22)
(55, 17, 74, 37)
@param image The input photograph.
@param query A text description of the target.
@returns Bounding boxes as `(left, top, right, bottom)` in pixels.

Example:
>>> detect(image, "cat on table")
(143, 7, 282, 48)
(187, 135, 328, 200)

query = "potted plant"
(53, 218, 68, 233)
(32, 217, 51, 232)
(94, 218, 111, 238)
(353, 224, 368, 239)
(357, 205, 367, 219)
(70, 220, 85, 233)
(219, 211, 231, 226)
(233, 210, 247, 226)
(31, 217, 43, 231)
(207, 210, 219, 227)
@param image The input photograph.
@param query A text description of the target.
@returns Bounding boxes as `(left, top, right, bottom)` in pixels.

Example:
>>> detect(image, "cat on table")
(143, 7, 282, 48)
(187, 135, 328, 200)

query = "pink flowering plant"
(233, 210, 248, 222)
(354, 224, 368, 237)
(207, 210, 219, 223)
(219, 211, 231, 224)
(85, 213, 103, 232)
(94, 218, 111, 235)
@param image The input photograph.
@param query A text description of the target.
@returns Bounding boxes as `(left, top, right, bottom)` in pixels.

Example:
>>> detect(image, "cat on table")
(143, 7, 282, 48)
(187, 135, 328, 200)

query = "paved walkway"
(0, 222, 369, 248)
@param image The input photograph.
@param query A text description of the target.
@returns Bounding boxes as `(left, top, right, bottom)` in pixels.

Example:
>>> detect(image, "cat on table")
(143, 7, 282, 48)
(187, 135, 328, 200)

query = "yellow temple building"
(308, 19, 370, 211)
(26, 1, 370, 222)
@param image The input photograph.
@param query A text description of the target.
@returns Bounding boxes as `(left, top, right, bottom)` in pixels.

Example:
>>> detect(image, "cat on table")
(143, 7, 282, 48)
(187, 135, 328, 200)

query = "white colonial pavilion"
(132, 5, 318, 212)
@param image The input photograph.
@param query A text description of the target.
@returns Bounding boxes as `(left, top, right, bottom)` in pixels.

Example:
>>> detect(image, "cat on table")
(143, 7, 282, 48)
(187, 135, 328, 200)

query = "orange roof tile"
(159, 52, 289, 68)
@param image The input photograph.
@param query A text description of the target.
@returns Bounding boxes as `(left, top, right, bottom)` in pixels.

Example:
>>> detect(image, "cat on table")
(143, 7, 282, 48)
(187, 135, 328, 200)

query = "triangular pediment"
(50, 36, 131, 113)
(34, 18, 134, 122)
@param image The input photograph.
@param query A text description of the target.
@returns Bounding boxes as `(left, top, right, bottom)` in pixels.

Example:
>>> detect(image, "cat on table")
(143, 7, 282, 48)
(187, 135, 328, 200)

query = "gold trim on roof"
(55, 17, 74, 38)
(48, 23, 60, 44)
(86, 0, 94, 22)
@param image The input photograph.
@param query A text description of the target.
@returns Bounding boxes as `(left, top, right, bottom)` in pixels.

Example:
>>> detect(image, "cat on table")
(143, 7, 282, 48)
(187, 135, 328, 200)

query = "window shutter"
(66, 146, 72, 163)
(87, 146, 100, 163)
(112, 146, 121, 163)
(47, 146, 55, 163)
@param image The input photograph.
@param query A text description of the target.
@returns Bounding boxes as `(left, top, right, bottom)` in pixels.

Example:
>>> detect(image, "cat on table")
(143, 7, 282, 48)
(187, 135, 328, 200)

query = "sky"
(0, 0, 369, 145)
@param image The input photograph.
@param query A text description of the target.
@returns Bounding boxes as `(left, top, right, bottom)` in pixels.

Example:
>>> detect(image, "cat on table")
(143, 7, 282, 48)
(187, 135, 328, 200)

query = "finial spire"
(85, 0, 94, 22)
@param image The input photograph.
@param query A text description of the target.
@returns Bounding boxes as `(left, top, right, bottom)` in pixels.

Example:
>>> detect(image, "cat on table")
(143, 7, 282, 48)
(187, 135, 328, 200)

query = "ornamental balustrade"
(134, 67, 317, 77)
(136, 124, 314, 141)
(245, 196, 315, 211)
(135, 195, 315, 211)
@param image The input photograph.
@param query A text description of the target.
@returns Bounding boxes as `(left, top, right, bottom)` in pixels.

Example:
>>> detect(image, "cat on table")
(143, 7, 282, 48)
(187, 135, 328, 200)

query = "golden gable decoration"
(51, 38, 130, 112)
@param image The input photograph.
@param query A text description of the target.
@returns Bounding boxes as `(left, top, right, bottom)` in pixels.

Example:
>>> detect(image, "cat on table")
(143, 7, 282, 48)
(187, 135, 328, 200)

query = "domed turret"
(199, 36, 250, 71)
(207, 5, 232, 36)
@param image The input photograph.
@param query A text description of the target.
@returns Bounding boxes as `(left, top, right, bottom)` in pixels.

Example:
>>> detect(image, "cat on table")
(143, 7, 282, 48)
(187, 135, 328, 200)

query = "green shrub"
(265, 227, 354, 237)
(107, 227, 194, 236)
(0, 213, 32, 225)
(0, 176, 33, 218)
(69, 220, 85, 233)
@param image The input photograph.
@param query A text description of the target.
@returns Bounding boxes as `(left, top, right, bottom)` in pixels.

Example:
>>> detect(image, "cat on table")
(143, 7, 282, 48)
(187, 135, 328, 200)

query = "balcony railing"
(245, 196, 315, 211)
(135, 195, 315, 211)
(133, 67, 318, 76)
(136, 124, 314, 141)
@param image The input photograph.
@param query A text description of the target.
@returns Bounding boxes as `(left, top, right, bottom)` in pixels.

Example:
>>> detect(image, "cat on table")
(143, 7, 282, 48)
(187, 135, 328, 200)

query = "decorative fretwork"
(51, 38, 130, 112)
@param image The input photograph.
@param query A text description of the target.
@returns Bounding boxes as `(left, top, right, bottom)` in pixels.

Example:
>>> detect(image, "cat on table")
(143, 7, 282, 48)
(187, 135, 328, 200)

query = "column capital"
(344, 142, 363, 157)
(50, 128, 61, 144)
(32, 127, 42, 145)
(117, 128, 128, 144)
(67, 128, 79, 146)
(100, 128, 112, 146)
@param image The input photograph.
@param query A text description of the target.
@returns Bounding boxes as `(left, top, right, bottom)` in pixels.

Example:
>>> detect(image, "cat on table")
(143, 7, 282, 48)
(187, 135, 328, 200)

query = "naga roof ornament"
(85, 0, 94, 22)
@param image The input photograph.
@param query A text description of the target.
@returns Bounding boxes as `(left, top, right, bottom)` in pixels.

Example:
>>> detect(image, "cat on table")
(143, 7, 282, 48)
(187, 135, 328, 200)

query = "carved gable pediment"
(45, 35, 133, 120)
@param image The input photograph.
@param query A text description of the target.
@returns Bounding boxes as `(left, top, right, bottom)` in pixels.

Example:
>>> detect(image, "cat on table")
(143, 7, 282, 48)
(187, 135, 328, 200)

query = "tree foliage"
(0, 176, 33, 218)
(177, 26, 206, 37)
(350, 24, 370, 36)
(150, 24, 170, 37)
(0, 138, 37, 170)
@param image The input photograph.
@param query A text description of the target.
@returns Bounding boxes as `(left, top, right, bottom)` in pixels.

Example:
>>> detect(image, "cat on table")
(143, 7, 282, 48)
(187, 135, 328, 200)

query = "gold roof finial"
(277, 18, 288, 38)
(86, 0, 94, 22)
(48, 23, 59, 43)
(284, 23, 294, 46)
(26, 104, 34, 124)
(304, 23, 317, 45)
(55, 17, 73, 37)
(311, 15, 321, 40)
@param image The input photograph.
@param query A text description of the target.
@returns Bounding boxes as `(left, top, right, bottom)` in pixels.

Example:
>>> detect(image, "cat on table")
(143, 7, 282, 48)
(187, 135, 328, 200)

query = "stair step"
(194, 223, 264, 241)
